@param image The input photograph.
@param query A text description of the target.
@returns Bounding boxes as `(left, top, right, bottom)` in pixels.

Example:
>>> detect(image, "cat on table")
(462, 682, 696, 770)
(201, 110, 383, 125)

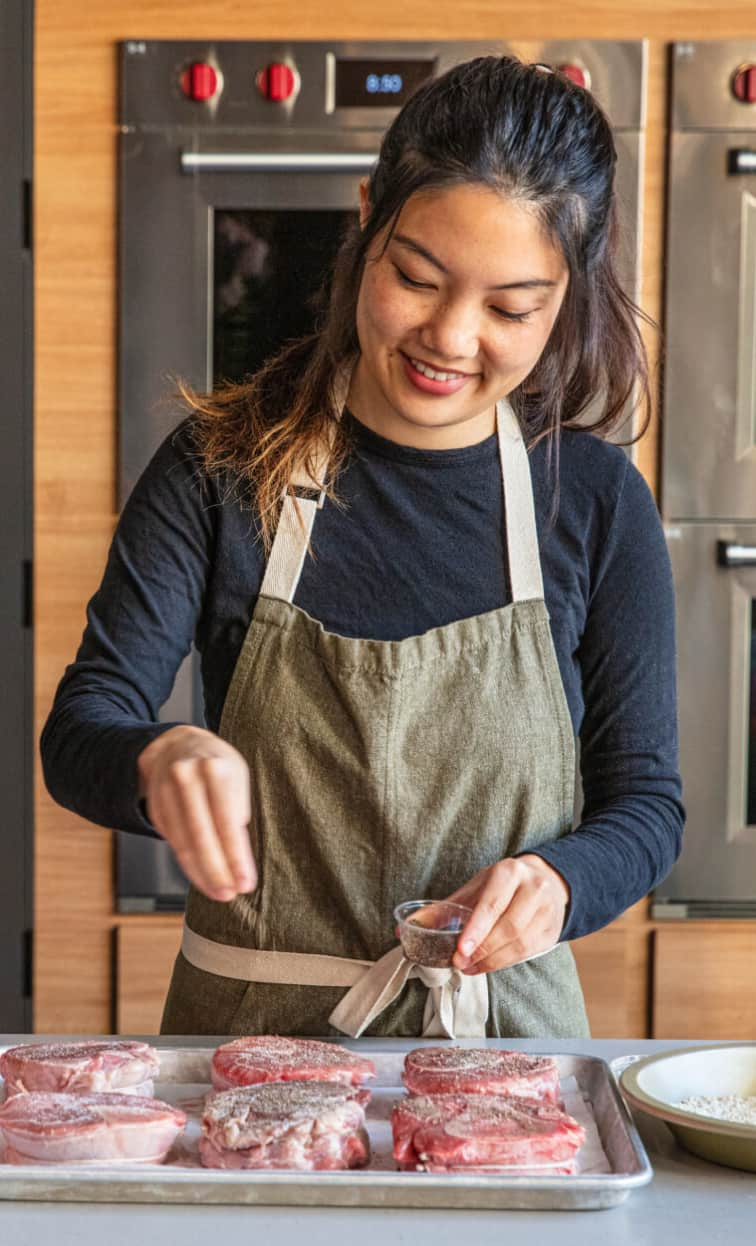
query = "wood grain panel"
(36, 1, 756, 1034)
(115, 921, 182, 1035)
(572, 928, 634, 1038)
(34, 514, 116, 1032)
(653, 927, 756, 1039)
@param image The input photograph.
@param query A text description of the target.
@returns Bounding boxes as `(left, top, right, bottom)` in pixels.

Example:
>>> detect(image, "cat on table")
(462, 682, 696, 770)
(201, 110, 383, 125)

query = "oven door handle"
(180, 152, 379, 174)
(717, 540, 756, 567)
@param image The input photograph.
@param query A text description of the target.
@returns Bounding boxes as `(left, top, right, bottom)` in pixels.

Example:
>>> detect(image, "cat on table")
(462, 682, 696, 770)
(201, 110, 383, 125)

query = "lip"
(400, 352, 478, 396)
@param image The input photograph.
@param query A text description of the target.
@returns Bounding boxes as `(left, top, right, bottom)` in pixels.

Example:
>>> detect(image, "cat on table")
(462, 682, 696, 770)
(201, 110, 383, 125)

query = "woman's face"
(348, 182, 569, 448)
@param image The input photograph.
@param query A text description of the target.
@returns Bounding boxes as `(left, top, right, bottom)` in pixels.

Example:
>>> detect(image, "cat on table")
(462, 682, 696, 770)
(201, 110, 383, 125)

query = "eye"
(492, 307, 534, 323)
(393, 263, 433, 290)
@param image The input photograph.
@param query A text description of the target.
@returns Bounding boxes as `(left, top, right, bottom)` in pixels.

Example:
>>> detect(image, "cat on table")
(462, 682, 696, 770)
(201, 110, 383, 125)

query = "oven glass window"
(749, 599, 756, 827)
(213, 209, 358, 386)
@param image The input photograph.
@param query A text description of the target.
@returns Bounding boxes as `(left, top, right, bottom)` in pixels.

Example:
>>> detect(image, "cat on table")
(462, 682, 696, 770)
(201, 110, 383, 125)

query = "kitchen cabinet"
(652, 925, 756, 1038)
(115, 921, 181, 1034)
(571, 925, 647, 1038)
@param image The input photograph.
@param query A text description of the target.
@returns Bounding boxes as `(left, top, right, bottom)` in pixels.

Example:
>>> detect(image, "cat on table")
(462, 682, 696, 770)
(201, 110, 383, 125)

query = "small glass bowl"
(394, 899, 472, 968)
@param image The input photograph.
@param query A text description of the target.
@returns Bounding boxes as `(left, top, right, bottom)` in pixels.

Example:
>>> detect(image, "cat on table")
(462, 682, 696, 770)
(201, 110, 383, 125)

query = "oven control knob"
(557, 63, 590, 90)
(257, 62, 297, 103)
(180, 62, 220, 103)
(732, 64, 756, 104)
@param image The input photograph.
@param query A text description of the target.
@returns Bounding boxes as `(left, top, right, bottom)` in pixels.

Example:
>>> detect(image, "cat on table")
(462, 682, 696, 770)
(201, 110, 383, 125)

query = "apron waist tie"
(181, 925, 489, 1039)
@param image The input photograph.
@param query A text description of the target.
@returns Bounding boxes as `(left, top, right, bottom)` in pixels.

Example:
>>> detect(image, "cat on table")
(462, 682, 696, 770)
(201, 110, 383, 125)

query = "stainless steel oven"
(117, 37, 647, 911)
(654, 41, 756, 917)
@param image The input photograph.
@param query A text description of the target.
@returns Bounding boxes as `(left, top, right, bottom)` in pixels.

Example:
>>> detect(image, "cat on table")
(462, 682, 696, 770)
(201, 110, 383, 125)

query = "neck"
(346, 359, 497, 451)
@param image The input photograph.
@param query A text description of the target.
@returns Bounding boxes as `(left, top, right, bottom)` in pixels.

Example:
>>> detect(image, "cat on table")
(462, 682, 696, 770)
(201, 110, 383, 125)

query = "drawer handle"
(180, 151, 378, 174)
(728, 148, 756, 175)
(717, 540, 756, 567)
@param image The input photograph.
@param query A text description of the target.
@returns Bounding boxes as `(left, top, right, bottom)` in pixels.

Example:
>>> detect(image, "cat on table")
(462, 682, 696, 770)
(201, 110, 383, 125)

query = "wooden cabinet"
(571, 921, 649, 1039)
(652, 926, 756, 1039)
(115, 921, 182, 1035)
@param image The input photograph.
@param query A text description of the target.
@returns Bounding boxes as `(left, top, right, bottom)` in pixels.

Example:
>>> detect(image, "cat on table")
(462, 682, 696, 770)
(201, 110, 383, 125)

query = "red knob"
(732, 64, 756, 104)
(558, 63, 590, 90)
(180, 62, 219, 103)
(257, 62, 297, 103)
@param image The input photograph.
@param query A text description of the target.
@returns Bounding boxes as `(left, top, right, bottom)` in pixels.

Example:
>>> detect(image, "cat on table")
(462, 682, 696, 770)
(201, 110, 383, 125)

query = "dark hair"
(184, 55, 652, 547)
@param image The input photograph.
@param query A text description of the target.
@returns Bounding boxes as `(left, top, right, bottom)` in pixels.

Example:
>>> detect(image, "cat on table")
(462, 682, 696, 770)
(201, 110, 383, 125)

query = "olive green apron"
(161, 398, 590, 1038)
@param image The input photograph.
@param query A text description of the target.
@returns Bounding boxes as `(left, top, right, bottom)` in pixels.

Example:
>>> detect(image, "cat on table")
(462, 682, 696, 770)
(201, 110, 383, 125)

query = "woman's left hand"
(445, 854, 571, 975)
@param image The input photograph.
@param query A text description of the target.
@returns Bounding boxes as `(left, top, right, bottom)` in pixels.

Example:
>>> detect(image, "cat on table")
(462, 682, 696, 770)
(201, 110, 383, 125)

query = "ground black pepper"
(400, 919, 459, 968)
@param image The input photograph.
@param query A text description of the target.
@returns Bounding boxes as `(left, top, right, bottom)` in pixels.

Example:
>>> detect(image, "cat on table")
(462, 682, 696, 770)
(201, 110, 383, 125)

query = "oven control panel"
(672, 40, 756, 128)
(119, 39, 646, 132)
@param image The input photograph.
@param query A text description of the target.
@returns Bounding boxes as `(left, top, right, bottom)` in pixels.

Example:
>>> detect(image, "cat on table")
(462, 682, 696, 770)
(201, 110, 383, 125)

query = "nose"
(418, 298, 480, 365)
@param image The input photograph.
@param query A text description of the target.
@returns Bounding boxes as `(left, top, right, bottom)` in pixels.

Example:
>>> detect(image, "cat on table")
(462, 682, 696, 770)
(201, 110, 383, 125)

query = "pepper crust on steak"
(200, 1080, 370, 1171)
(0, 1092, 186, 1165)
(402, 1047, 561, 1101)
(392, 1092, 586, 1172)
(211, 1036, 376, 1091)
(0, 1040, 160, 1098)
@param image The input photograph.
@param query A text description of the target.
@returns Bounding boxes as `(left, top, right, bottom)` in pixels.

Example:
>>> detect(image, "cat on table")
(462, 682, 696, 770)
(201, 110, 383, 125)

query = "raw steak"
(0, 1092, 186, 1165)
(402, 1047, 561, 1102)
(0, 1040, 160, 1098)
(211, 1036, 375, 1092)
(392, 1092, 586, 1173)
(200, 1080, 370, 1171)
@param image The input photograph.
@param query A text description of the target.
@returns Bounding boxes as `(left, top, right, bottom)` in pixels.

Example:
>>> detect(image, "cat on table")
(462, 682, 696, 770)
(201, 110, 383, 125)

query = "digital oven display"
(334, 58, 436, 108)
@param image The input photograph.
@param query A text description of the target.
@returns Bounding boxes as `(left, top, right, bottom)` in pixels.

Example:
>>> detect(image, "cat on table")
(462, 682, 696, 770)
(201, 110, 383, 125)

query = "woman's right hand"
(137, 725, 256, 903)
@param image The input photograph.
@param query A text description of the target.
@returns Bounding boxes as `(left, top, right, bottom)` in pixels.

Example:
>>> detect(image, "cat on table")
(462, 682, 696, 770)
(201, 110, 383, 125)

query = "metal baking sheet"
(0, 1043, 652, 1210)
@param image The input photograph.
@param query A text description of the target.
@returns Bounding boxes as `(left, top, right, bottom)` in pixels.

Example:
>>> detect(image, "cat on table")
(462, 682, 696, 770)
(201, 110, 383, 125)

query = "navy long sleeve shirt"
(40, 411, 684, 941)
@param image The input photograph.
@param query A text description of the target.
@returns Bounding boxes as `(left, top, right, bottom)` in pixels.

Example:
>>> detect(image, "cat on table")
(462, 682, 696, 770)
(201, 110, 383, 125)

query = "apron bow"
(328, 944, 489, 1039)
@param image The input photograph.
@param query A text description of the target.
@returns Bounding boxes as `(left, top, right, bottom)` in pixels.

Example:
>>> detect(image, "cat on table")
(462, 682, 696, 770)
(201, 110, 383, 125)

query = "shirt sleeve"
(39, 421, 215, 836)
(529, 458, 685, 941)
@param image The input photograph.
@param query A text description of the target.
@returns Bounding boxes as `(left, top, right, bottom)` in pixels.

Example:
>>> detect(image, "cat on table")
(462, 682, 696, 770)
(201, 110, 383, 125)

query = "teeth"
(410, 358, 465, 383)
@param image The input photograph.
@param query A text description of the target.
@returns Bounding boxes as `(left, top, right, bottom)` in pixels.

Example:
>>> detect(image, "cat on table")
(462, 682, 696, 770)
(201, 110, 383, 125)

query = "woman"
(41, 56, 684, 1038)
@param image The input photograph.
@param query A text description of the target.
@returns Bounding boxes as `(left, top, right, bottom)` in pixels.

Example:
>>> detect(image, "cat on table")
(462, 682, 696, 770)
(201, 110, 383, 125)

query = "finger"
(453, 864, 520, 967)
(463, 920, 557, 975)
(151, 782, 227, 900)
(202, 757, 256, 891)
(165, 765, 239, 900)
(463, 937, 552, 976)
(147, 779, 190, 857)
(461, 887, 542, 973)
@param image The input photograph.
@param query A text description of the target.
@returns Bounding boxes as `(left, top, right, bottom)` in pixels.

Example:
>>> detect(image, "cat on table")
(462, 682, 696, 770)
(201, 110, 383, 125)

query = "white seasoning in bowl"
(677, 1095, 756, 1125)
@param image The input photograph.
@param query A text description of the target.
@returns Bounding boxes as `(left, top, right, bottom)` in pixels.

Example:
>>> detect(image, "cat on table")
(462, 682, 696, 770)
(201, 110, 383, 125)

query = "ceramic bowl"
(619, 1043, 756, 1172)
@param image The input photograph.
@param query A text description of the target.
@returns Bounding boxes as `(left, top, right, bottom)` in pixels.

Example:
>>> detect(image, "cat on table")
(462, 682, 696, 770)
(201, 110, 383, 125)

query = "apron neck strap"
(260, 397, 544, 605)
(496, 398, 544, 603)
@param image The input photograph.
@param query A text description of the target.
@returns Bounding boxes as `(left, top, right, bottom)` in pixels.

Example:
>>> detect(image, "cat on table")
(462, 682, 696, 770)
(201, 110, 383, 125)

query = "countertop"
(1, 1036, 755, 1245)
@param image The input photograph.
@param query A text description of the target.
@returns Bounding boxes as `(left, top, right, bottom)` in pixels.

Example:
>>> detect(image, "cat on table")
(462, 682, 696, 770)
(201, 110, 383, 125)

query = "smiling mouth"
(403, 353, 478, 382)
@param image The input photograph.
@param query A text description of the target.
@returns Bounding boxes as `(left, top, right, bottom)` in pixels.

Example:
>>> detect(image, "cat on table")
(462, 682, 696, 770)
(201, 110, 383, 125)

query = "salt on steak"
(200, 1080, 370, 1171)
(402, 1047, 561, 1102)
(392, 1092, 586, 1173)
(210, 1036, 376, 1092)
(0, 1092, 186, 1165)
(0, 1040, 160, 1098)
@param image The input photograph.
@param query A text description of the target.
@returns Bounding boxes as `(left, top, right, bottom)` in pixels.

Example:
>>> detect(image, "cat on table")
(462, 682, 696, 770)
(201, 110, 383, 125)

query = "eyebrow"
(391, 233, 558, 291)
